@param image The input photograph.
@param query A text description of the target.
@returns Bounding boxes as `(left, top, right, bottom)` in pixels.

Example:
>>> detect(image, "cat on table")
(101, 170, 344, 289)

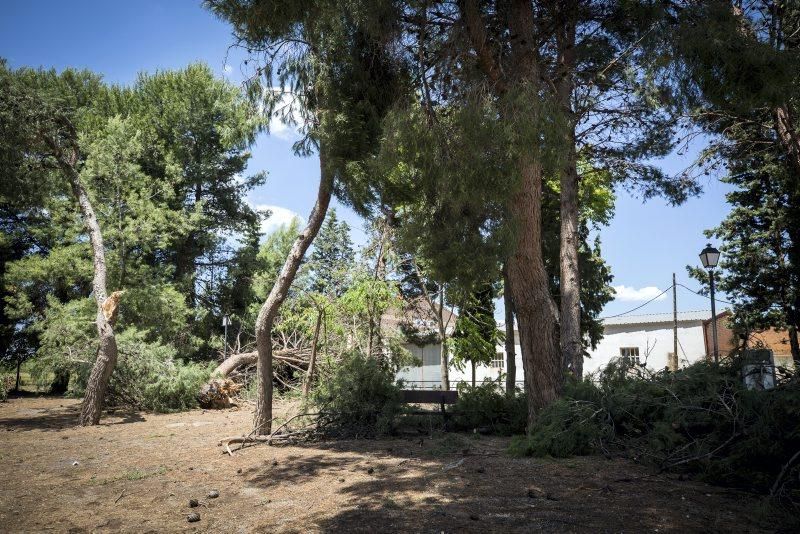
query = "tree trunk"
(14, 358, 21, 393)
(789, 325, 800, 366)
(506, 157, 563, 429)
(302, 308, 323, 401)
(438, 291, 450, 390)
(556, 3, 582, 379)
(253, 156, 333, 435)
(460, 0, 562, 426)
(56, 154, 118, 427)
(559, 144, 582, 378)
(471, 360, 476, 388)
(502, 264, 516, 395)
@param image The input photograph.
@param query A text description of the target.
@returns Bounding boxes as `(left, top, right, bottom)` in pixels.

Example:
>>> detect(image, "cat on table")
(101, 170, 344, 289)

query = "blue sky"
(1, 0, 731, 318)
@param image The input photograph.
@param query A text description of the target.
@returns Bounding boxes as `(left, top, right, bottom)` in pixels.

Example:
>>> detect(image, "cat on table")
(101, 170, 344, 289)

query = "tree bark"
(460, 0, 563, 426)
(502, 264, 517, 396)
(437, 290, 450, 390)
(554, 1, 582, 379)
(253, 154, 333, 435)
(302, 308, 323, 401)
(789, 325, 800, 366)
(506, 157, 563, 428)
(211, 349, 308, 377)
(55, 152, 119, 426)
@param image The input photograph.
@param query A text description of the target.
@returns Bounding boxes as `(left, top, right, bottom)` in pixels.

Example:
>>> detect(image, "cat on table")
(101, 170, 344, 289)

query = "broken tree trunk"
(55, 149, 119, 427)
(252, 154, 333, 435)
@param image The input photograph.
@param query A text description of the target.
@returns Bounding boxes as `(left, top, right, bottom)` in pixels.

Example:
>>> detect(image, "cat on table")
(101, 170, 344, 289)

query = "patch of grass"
(98, 466, 168, 484)
(426, 433, 472, 456)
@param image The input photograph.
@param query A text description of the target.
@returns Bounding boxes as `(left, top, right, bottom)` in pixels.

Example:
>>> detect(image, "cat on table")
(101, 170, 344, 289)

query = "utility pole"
(672, 273, 679, 371)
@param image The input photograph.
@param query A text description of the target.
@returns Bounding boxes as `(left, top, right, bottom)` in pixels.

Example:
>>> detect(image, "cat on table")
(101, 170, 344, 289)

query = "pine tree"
(309, 209, 355, 297)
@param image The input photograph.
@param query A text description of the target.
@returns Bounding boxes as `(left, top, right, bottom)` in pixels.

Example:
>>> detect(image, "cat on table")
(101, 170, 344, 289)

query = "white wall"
(585, 321, 706, 375)
(396, 342, 524, 390)
(395, 321, 708, 389)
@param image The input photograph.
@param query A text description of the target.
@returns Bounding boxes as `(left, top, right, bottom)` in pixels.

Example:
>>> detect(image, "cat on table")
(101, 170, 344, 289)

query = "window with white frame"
(620, 347, 640, 359)
(490, 352, 504, 369)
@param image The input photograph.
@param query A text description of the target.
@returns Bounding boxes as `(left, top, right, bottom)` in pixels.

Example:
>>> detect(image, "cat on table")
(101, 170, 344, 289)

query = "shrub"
(450, 382, 527, 435)
(509, 399, 607, 457)
(104, 329, 213, 412)
(312, 352, 403, 437)
(513, 357, 800, 503)
(0, 374, 14, 401)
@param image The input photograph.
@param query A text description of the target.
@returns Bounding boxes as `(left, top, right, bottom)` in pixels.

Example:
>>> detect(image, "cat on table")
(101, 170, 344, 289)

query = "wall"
(585, 321, 707, 375)
(705, 313, 796, 368)
(396, 342, 524, 390)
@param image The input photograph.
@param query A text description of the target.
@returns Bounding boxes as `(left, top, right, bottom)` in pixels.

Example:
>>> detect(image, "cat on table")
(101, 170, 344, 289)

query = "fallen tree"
(211, 349, 310, 378)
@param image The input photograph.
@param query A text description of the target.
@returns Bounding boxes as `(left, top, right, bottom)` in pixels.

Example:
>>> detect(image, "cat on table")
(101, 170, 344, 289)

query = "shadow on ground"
(237, 434, 763, 533)
(0, 397, 145, 431)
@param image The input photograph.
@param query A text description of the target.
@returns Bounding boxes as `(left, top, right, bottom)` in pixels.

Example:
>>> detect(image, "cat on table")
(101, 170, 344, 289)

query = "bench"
(400, 389, 458, 417)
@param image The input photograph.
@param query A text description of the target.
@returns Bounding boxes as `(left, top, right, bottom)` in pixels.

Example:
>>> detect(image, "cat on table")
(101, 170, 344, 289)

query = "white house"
(584, 310, 712, 375)
(394, 309, 714, 389)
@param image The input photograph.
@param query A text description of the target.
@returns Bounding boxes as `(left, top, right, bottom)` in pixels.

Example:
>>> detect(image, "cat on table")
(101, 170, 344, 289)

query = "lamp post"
(222, 315, 231, 360)
(699, 244, 721, 363)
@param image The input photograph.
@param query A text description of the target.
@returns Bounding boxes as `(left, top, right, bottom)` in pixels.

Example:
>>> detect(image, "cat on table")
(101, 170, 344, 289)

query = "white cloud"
(255, 204, 304, 237)
(612, 285, 667, 302)
(266, 89, 304, 141)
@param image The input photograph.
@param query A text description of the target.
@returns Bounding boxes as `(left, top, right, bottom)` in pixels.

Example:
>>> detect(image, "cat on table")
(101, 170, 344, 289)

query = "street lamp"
(699, 244, 720, 363)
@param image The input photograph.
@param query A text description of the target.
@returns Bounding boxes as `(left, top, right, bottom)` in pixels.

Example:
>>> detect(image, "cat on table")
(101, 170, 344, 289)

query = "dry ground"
(0, 395, 779, 533)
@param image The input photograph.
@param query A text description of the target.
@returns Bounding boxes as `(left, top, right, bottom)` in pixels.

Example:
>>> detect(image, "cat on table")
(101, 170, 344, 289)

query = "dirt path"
(0, 396, 773, 533)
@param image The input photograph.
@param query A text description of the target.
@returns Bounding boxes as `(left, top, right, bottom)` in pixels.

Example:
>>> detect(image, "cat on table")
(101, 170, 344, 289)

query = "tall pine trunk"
(55, 154, 119, 426)
(253, 154, 333, 435)
(461, 0, 563, 425)
(502, 264, 516, 395)
(556, 3, 582, 379)
(506, 158, 563, 428)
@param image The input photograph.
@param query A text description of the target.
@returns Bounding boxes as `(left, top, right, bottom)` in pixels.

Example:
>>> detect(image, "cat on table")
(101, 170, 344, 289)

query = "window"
(620, 347, 640, 359)
(490, 352, 504, 369)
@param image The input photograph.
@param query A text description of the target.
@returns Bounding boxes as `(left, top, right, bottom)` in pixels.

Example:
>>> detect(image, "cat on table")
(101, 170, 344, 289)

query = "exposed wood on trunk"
(502, 264, 516, 395)
(252, 152, 333, 435)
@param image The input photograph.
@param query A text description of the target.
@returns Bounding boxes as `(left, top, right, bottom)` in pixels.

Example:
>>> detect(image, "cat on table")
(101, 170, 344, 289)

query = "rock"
(187, 512, 200, 523)
(189, 499, 199, 508)
(271, 459, 278, 467)
(72, 461, 79, 466)
(469, 513, 480, 521)
(526, 486, 546, 499)
(208, 489, 219, 499)
(338, 478, 345, 483)
(367, 467, 374, 475)
(237, 468, 242, 474)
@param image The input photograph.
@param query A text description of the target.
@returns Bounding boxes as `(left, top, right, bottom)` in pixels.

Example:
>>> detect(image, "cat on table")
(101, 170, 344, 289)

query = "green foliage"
(513, 358, 800, 500)
(451, 284, 499, 373)
(105, 329, 213, 412)
(312, 351, 403, 437)
(308, 208, 354, 296)
(450, 382, 527, 436)
(0, 374, 13, 401)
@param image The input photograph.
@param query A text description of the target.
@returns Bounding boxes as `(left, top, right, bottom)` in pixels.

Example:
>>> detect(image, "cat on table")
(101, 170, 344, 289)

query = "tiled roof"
(601, 310, 713, 326)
